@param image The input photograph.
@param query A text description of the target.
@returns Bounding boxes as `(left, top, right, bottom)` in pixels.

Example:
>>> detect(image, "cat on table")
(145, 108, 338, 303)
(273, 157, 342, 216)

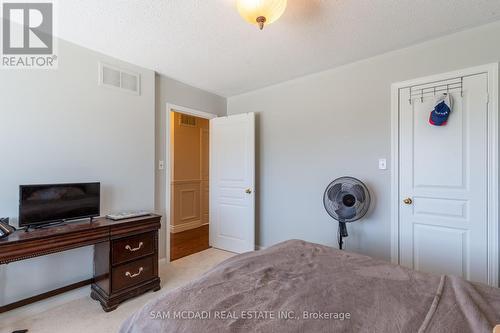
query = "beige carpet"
(0, 248, 234, 333)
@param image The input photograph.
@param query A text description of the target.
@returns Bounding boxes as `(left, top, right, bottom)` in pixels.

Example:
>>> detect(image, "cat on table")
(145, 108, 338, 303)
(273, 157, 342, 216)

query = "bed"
(120, 240, 500, 333)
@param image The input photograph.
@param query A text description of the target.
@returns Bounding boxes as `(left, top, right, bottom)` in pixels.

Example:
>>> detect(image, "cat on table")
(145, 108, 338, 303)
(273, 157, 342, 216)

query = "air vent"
(180, 114, 196, 127)
(99, 62, 140, 95)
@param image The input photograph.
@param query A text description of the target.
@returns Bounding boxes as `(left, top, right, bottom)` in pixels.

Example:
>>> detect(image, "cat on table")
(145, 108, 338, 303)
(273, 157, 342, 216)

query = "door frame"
(390, 63, 499, 286)
(165, 103, 218, 262)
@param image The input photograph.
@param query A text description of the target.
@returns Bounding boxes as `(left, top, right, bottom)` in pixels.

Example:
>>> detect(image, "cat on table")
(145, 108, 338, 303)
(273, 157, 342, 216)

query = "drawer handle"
(125, 242, 144, 252)
(125, 267, 144, 278)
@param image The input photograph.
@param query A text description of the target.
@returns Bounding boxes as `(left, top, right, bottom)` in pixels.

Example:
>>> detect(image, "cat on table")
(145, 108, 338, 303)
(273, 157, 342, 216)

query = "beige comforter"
(120, 240, 500, 332)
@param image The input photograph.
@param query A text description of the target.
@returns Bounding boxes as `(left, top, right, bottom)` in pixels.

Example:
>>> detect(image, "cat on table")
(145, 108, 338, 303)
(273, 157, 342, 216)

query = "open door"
(210, 113, 255, 253)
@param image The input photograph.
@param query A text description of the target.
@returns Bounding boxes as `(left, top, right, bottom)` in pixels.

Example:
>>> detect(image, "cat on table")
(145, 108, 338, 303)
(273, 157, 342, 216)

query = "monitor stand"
(24, 220, 67, 232)
(23, 217, 96, 232)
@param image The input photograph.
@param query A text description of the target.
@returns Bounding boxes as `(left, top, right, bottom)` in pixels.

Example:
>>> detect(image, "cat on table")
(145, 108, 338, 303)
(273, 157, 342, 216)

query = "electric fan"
(323, 177, 371, 250)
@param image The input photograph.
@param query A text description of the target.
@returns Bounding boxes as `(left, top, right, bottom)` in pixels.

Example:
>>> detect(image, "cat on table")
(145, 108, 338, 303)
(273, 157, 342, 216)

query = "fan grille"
(323, 177, 370, 223)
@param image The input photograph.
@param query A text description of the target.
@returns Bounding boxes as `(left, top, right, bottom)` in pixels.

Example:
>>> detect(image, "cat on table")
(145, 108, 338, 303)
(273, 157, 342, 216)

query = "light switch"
(378, 158, 387, 170)
(158, 160, 164, 170)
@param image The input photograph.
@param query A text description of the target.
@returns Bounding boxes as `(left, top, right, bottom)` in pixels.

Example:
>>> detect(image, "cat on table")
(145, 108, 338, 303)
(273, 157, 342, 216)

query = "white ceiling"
(57, 0, 500, 97)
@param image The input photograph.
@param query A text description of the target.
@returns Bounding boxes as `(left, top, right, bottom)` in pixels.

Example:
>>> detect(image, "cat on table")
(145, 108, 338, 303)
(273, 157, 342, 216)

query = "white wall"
(227, 21, 500, 261)
(0, 38, 156, 305)
(155, 75, 226, 260)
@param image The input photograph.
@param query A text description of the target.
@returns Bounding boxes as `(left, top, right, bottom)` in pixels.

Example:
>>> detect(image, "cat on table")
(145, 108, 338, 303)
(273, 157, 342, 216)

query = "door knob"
(245, 188, 252, 194)
(403, 198, 413, 205)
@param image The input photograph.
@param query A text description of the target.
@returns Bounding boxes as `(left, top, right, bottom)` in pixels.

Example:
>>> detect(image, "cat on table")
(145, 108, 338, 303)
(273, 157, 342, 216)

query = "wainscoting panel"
(170, 112, 209, 235)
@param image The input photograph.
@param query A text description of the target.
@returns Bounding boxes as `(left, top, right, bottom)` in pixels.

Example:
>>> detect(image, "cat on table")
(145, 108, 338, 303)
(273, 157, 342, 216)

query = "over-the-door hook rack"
(407, 76, 464, 104)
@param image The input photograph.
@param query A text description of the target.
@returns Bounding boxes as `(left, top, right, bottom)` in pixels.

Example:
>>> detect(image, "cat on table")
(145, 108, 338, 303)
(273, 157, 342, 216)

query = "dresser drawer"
(112, 256, 154, 292)
(112, 232, 154, 265)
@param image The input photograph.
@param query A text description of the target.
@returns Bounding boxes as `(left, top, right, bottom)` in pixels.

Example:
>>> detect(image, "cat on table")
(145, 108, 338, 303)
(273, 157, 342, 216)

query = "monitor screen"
(19, 182, 100, 227)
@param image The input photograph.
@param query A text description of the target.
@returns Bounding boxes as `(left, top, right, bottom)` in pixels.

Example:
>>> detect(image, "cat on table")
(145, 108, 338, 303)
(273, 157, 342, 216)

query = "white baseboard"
(255, 244, 266, 251)
(0, 285, 90, 327)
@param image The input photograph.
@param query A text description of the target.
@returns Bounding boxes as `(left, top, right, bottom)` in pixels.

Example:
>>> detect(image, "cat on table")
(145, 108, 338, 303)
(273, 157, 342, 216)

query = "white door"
(210, 113, 255, 253)
(399, 73, 490, 283)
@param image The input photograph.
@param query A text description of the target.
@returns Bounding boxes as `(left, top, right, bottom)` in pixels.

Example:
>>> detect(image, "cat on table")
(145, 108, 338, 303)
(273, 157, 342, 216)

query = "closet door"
(399, 73, 489, 283)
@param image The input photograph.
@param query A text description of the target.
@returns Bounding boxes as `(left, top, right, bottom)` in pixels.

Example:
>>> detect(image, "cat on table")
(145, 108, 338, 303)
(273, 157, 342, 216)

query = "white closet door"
(399, 73, 489, 283)
(210, 113, 255, 253)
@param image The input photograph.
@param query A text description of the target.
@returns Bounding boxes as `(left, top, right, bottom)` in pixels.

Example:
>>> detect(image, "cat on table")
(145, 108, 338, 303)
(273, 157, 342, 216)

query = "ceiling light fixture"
(237, 0, 287, 30)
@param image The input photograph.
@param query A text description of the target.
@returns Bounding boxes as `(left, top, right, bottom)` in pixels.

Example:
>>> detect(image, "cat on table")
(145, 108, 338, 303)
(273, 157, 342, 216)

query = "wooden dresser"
(91, 216, 161, 311)
(0, 214, 161, 313)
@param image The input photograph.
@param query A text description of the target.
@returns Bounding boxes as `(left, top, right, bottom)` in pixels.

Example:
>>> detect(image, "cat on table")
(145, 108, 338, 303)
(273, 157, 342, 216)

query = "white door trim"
(165, 103, 218, 262)
(167, 103, 218, 120)
(390, 63, 499, 286)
